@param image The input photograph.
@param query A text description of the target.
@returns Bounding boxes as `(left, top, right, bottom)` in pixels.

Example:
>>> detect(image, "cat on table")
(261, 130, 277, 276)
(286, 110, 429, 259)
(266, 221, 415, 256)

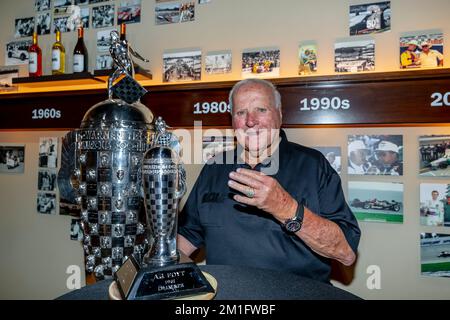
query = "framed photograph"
(92, 4, 115, 29)
(419, 135, 450, 176)
(97, 28, 115, 52)
(0, 68, 19, 88)
(38, 170, 57, 192)
(348, 181, 404, 224)
(155, 2, 180, 25)
(118, 0, 142, 25)
(298, 42, 317, 75)
(96, 53, 113, 70)
(36, 12, 51, 35)
(347, 134, 403, 175)
(38, 137, 58, 169)
(313, 146, 341, 174)
(163, 50, 202, 82)
(15, 17, 35, 38)
(335, 38, 375, 72)
(400, 31, 444, 69)
(37, 192, 57, 215)
(0, 145, 25, 174)
(202, 135, 235, 163)
(180, 2, 195, 23)
(70, 219, 83, 240)
(79, 6, 90, 29)
(421, 233, 450, 278)
(54, 0, 72, 8)
(205, 51, 232, 75)
(242, 47, 280, 79)
(5, 40, 31, 66)
(349, 1, 391, 36)
(53, 16, 70, 33)
(420, 183, 450, 227)
(35, 0, 51, 12)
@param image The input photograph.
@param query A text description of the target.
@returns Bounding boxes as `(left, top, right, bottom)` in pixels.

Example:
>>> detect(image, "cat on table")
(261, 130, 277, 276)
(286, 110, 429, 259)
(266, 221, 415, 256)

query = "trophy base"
(109, 271, 217, 300)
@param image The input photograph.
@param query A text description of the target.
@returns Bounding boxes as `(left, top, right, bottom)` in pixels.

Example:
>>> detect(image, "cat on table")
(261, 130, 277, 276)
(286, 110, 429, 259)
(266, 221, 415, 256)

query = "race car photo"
(351, 198, 402, 212)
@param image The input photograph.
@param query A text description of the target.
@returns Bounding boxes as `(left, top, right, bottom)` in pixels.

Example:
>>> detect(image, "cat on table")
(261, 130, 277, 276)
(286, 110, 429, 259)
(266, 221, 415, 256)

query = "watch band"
(283, 199, 305, 233)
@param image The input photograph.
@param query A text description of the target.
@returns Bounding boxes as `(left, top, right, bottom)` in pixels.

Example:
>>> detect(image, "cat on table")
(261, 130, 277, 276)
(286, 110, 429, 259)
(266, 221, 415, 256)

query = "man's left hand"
(228, 168, 297, 222)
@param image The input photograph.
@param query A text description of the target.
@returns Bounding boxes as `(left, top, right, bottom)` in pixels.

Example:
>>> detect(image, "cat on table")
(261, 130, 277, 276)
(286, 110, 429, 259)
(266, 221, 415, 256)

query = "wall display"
(313, 146, 341, 174)
(96, 53, 113, 69)
(421, 233, 450, 278)
(53, 16, 70, 33)
(5, 40, 31, 66)
(36, 12, 51, 35)
(298, 42, 317, 75)
(349, 1, 391, 36)
(163, 50, 201, 82)
(35, 0, 51, 12)
(70, 219, 83, 240)
(420, 183, 450, 227)
(118, 0, 142, 25)
(348, 134, 403, 175)
(38, 137, 58, 169)
(348, 181, 403, 224)
(15, 17, 35, 38)
(37, 169, 57, 191)
(419, 135, 450, 177)
(89, 0, 108, 3)
(54, 6, 72, 16)
(155, 2, 180, 25)
(202, 135, 235, 162)
(198, 0, 211, 3)
(400, 31, 444, 69)
(37, 192, 57, 214)
(55, 0, 73, 8)
(180, 2, 195, 22)
(205, 51, 232, 75)
(97, 28, 115, 52)
(335, 38, 375, 72)
(75, 0, 89, 4)
(242, 47, 280, 79)
(92, 4, 115, 29)
(0, 145, 25, 174)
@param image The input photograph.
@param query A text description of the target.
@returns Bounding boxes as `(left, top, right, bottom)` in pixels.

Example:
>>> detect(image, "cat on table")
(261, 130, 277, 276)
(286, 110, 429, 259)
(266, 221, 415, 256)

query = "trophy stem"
(143, 238, 179, 267)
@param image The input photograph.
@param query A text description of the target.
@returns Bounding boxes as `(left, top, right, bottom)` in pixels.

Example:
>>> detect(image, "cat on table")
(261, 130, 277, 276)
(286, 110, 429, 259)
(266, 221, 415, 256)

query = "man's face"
(421, 45, 430, 53)
(432, 192, 439, 201)
(379, 151, 398, 165)
(232, 84, 282, 156)
(350, 149, 367, 165)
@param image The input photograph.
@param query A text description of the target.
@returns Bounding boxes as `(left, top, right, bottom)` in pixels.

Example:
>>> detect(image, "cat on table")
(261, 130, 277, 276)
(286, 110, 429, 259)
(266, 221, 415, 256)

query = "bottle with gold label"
(52, 30, 65, 75)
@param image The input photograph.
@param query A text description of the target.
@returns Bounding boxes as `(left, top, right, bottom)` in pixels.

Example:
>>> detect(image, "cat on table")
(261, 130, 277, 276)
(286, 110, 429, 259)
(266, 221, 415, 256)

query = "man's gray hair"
(228, 78, 282, 112)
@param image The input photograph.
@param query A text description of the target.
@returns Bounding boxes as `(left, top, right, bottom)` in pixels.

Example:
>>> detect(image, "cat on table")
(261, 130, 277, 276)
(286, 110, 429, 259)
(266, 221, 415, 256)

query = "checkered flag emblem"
(112, 74, 148, 104)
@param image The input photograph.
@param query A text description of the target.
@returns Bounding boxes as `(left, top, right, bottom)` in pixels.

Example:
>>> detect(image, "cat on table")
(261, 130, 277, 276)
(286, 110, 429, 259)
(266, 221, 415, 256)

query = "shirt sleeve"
(317, 156, 361, 254)
(177, 167, 206, 249)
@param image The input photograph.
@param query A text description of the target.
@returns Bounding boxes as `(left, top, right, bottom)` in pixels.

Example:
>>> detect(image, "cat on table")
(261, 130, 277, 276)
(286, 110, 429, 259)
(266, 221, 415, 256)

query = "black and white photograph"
(0, 68, 18, 88)
(205, 51, 232, 74)
(198, 0, 211, 4)
(313, 146, 341, 174)
(65, 5, 89, 30)
(419, 135, 450, 176)
(37, 193, 57, 215)
(79, 6, 90, 28)
(38, 137, 58, 169)
(70, 219, 83, 240)
(118, 0, 142, 25)
(15, 17, 35, 38)
(75, 0, 89, 4)
(421, 233, 450, 278)
(38, 170, 57, 191)
(348, 134, 403, 175)
(155, 2, 180, 25)
(349, 181, 404, 224)
(97, 28, 114, 52)
(202, 135, 235, 163)
(5, 40, 31, 65)
(96, 53, 113, 70)
(89, 0, 108, 3)
(53, 16, 70, 33)
(0, 145, 25, 174)
(35, 0, 51, 12)
(349, 1, 391, 36)
(36, 12, 51, 35)
(420, 183, 450, 227)
(400, 32, 444, 69)
(54, 0, 72, 8)
(335, 39, 375, 72)
(92, 4, 115, 29)
(242, 48, 280, 79)
(163, 50, 202, 82)
(180, 2, 195, 22)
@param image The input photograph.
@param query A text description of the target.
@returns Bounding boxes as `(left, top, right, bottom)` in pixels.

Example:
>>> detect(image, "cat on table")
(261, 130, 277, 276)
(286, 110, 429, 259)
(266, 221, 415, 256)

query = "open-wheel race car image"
(438, 251, 450, 258)
(351, 198, 402, 212)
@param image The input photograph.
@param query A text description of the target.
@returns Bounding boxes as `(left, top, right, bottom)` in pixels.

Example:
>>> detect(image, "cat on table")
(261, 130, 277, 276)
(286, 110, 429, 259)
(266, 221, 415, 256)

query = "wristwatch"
(283, 199, 305, 233)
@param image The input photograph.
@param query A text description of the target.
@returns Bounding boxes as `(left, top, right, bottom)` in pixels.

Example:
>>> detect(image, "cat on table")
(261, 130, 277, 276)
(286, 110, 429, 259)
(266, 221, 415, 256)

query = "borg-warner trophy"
(58, 30, 153, 280)
(111, 118, 216, 300)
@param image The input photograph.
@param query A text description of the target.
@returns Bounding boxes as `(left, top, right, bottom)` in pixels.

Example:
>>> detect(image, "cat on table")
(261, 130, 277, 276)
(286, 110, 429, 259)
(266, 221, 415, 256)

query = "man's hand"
(228, 168, 297, 222)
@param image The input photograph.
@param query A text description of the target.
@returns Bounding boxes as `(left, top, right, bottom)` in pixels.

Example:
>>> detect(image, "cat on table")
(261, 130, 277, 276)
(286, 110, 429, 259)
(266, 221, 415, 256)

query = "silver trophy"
(142, 117, 186, 267)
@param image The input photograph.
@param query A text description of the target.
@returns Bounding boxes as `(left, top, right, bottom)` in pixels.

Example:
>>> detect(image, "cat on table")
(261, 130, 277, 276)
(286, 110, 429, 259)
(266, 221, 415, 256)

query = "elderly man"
(178, 79, 360, 283)
(419, 41, 444, 68)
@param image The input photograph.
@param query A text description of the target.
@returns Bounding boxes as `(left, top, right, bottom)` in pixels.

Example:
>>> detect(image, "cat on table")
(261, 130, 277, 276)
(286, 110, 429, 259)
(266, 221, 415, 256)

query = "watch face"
(285, 220, 302, 233)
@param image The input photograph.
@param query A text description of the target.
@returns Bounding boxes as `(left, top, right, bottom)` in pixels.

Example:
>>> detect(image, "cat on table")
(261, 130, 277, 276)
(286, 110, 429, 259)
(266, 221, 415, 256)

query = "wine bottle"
(73, 27, 88, 73)
(28, 32, 42, 77)
(120, 23, 126, 41)
(52, 30, 65, 75)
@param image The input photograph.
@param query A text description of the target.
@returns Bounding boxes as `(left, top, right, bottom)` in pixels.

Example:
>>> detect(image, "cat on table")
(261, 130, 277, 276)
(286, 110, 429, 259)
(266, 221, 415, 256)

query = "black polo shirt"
(178, 130, 360, 283)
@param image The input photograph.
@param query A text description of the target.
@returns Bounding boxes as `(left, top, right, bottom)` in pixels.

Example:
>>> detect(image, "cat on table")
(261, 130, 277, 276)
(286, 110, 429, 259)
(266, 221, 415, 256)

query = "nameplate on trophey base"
(112, 259, 216, 300)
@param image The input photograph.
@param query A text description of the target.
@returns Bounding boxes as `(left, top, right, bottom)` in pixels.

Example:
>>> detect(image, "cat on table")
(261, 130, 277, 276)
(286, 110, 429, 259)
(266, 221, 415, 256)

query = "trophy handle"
(175, 164, 186, 200)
